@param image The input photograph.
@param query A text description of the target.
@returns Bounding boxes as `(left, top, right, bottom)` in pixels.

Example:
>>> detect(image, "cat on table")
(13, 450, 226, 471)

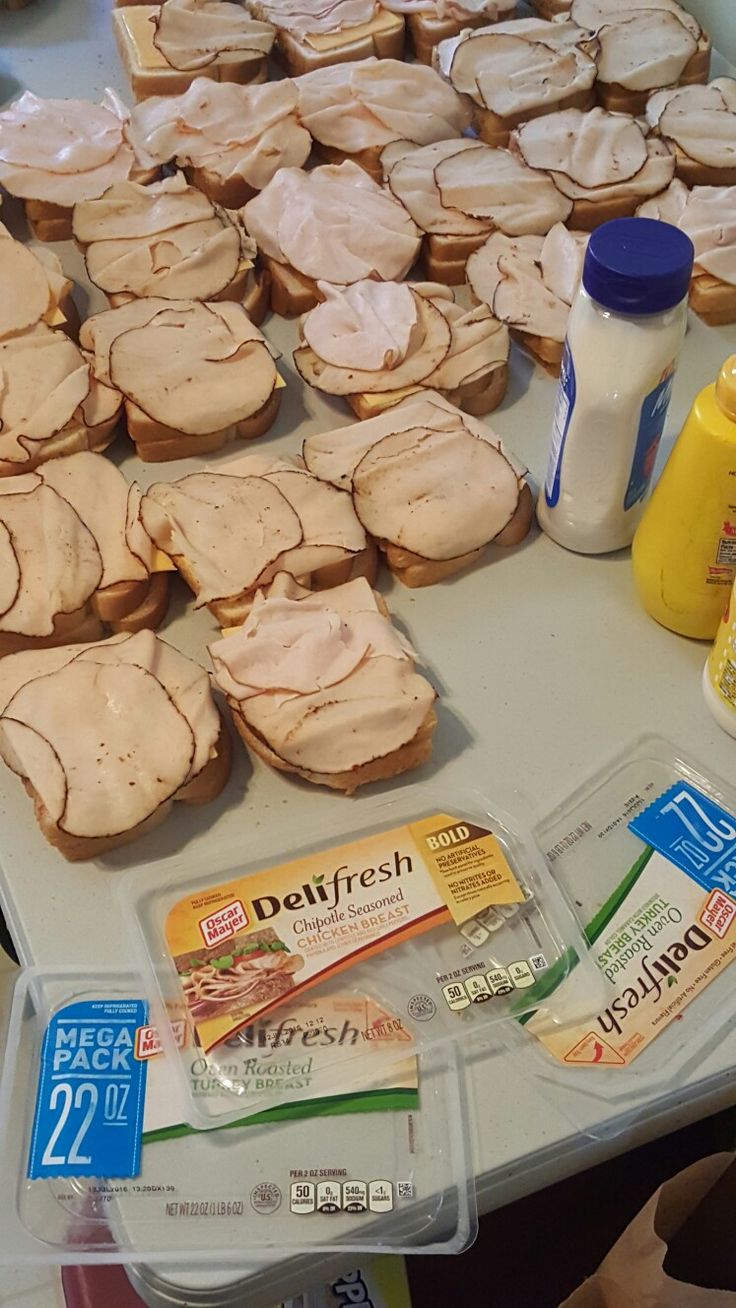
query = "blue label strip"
(629, 781, 736, 896)
(28, 999, 148, 1180)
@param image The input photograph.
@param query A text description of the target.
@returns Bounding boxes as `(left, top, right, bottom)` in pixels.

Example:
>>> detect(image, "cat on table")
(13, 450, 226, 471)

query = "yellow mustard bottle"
(632, 355, 736, 639)
(704, 577, 736, 737)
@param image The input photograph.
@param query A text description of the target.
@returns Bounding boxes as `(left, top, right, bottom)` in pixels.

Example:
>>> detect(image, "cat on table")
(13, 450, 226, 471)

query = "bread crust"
(263, 255, 321, 316)
(689, 270, 736, 326)
(126, 385, 282, 461)
(25, 711, 232, 860)
(311, 141, 385, 185)
(229, 701, 436, 794)
(25, 167, 162, 241)
(0, 409, 122, 480)
(407, 9, 488, 65)
(423, 231, 491, 286)
(106, 264, 271, 326)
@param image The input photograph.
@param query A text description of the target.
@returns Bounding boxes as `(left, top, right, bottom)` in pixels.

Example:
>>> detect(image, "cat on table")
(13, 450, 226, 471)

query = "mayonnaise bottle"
(704, 576, 736, 738)
(537, 218, 694, 554)
(633, 356, 736, 639)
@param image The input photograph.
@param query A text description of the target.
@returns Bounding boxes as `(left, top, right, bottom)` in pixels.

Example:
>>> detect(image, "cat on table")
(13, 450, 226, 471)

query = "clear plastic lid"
(0, 967, 477, 1267)
(118, 784, 605, 1129)
(505, 735, 736, 1138)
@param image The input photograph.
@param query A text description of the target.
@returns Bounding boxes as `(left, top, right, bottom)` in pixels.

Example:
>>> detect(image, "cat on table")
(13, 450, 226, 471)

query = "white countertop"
(0, 1, 734, 1304)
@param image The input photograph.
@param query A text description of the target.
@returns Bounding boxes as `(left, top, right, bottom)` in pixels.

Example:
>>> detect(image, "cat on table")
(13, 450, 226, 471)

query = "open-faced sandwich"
(0, 451, 169, 655)
(646, 79, 736, 188)
(72, 174, 268, 325)
(467, 224, 589, 374)
(244, 160, 421, 315)
(80, 298, 282, 461)
(113, 0, 275, 100)
(128, 78, 311, 209)
(302, 390, 532, 585)
(382, 137, 572, 284)
(244, 0, 405, 76)
(295, 57, 470, 182)
(209, 572, 436, 792)
(0, 629, 231, 860)
(294, 278, 509, 417)
(434, 16, 597, 147)
(140, 452, 377, 626)
(387, 0, 516, 66)
(638, 180, 736, 326)
(510, 106, 676, 229)
(563, 0, 711, 115)
(0, 90, 155, 241)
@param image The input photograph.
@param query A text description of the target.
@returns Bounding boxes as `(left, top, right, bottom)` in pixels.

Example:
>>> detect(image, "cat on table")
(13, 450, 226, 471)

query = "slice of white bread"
(266, 6, 405, 75)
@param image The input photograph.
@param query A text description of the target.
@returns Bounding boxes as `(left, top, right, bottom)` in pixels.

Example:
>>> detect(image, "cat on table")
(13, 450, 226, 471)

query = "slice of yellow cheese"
(45, 306, 67, 327)
(152, 549, 177, 573)
(305, 6, 402, 50)
(119, 6, 171, 70)
(354, 384, 422, 414)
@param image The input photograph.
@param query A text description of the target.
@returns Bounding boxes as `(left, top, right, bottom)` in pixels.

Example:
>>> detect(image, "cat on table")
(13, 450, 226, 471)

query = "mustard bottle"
(704, 577, 736, 737)
(632, 356, 736, 639)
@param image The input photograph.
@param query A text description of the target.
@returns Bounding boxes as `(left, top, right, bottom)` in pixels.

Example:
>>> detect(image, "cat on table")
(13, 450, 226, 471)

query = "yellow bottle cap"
(715, 355, 736, 421)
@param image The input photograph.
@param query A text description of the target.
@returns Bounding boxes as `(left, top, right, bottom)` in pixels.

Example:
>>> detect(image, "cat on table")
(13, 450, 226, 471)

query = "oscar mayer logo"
(199, 898, 250, 947)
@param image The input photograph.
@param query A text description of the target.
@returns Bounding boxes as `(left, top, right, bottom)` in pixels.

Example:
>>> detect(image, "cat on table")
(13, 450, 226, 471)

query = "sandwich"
(638, 180, 736, 326)
(646, 79, 736, 188)
(0, 628, 231, 860)
(0, 89, 156, 241)
(140, 452, 376, 626)
(302, 389, 533, 586)
(294, 278, 509, 417)
(467, 224, 589, 373)
(434, 16, 597, 147)
(510, 106, 676, 229)
(113, 0, 275, 100)
(382, 137, 572, 284)
(243, 0, 405, 77)
(72, 174, 268, 325)
(294, 57, 470, 183)
(209, 572, 437, 792)
(0, 451, 169, 654)
(566, 0, 711, 115)
(243, 160, 422, 315)
(127, 78, 311, 210)
(79, 298, 282, 460)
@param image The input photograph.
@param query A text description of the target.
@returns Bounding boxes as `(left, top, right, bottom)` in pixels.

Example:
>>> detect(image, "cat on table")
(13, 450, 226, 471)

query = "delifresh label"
(166, 814, 523, 1053)
(28, 1000, 148, 1179)
(527, 784, 736, 1067)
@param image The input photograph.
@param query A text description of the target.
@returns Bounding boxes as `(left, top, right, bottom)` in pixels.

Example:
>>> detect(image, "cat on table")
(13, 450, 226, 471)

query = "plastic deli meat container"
(119, 784, 605, 1129)
(0, 968, 476, 1268)
(505, 736, 736, 1138)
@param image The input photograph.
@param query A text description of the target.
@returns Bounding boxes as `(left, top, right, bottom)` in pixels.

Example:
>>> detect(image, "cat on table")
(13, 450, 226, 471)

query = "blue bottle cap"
(582, 217, 694, 316)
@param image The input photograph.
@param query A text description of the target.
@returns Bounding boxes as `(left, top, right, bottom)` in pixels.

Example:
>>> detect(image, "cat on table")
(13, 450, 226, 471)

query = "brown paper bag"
(560, 1153, 736, 1308)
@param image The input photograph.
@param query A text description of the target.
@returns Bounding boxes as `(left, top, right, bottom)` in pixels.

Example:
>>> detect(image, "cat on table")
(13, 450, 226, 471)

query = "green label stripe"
(515, 845, 654, 1025)
(142, 1086, 419, 1145)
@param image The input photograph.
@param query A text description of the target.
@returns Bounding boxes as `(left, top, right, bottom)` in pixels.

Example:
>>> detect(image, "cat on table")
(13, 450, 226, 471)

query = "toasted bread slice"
(667, 140, 736, 188)
(407, 9, 489, 65)
(271, 7, 404, 76)
(510, 328, 563, 376)
(183, 164, 260, 211)
(312, 141, 385, 185)
(25, 167, 161, 242)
